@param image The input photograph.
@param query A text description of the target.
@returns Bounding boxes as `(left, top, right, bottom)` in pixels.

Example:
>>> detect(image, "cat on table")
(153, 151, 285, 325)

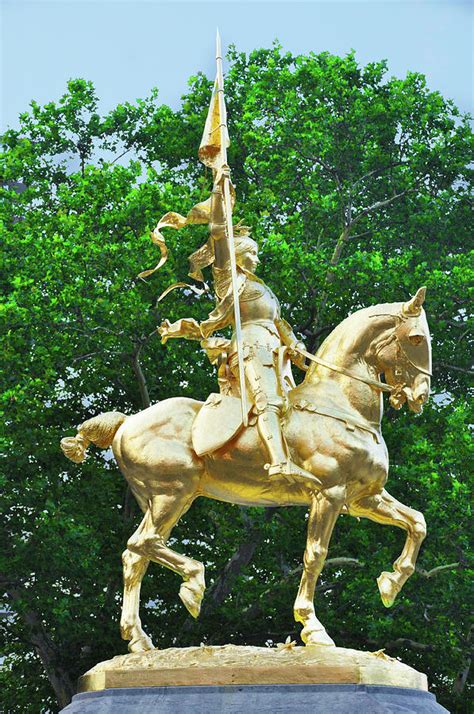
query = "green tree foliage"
(1, 47, 472, 712)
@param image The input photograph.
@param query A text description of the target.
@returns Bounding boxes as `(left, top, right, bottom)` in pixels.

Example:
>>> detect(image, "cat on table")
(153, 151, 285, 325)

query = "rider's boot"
(257, 406, 322, 489)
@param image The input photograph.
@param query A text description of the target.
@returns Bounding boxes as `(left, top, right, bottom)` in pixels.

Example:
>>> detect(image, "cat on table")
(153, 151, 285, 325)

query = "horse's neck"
(299, 309, 388, 426)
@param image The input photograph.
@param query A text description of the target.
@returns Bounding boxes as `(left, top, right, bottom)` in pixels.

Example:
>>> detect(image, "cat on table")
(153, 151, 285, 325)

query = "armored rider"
(160, 169, 317, 486)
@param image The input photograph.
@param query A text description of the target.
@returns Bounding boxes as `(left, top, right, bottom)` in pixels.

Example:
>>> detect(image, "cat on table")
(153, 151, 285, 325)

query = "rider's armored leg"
(244, 353, 321, 488)
(256, 401, 288, 467)
(257, 405, 321, 487)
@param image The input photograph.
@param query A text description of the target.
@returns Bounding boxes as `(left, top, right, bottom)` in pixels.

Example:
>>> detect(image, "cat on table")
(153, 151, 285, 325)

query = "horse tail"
(60, 411, 128, 463)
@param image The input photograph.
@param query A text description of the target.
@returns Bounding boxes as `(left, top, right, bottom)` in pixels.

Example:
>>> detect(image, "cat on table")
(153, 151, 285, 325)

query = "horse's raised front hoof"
(301, 626, 335, 647)
(179, 581, 204, 619)
(128, 633, 154, 653)
(377, 571, 401, 608)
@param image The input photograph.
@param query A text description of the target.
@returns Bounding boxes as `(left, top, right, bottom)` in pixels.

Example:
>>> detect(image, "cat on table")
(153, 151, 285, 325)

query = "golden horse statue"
(61, 288, 431, 652)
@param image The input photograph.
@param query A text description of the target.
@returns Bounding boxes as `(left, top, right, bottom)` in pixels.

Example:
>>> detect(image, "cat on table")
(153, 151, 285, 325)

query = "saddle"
(192, 393, 253, 456)
(192, 391, 383, 458)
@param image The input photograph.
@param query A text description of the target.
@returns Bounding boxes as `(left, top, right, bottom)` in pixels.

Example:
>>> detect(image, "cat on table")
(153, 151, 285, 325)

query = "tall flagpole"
(215, 30, 248, 426)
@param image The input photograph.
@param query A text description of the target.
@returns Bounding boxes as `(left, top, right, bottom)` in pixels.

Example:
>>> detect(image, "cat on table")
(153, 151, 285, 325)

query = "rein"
(295, 346, 394, 393)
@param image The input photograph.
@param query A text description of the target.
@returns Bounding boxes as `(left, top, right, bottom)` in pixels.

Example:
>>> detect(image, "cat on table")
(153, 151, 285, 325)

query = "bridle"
(394, 333, 432, 378)
(371, 311, 432, 377)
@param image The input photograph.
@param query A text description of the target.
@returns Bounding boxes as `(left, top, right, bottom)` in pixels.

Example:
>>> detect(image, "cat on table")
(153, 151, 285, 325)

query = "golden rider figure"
(160, 168, 317, 486)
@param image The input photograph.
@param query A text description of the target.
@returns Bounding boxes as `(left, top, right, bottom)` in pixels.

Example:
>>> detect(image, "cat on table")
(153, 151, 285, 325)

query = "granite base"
(61, 683, 448, 713)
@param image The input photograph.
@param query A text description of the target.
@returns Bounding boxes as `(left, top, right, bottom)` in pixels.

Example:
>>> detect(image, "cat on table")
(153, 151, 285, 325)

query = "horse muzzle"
(405, 376, 430, 414)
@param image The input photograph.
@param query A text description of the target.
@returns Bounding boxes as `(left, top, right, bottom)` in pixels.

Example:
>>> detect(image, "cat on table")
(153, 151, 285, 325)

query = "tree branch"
(205, 508, 277, 609)
(454, 624, 472, 696)
(123, 331, 157, 519)
(325, 557, 363, 568)
(310, 224, 350, 339)
(297, 267, 318, 296)
(131, 346, 151, 410)
(242, 557, 363, 621)
(301, 323, 334, 342)
(110, 147, 132, 165)
(349, 229, 374, 241)
(176, 508, 278, 641)
(351, 190, 409, 226)
(311, 187, 411, 336)
(293, 145, 342, 189)
(385, 637, 434, 652)
(5, 587, 76, 708)
(72, 351, 103, 363)
(416, 562, 461, 578)
(434, 363, 473, 376)
(278, 557, 363, 581)
(130, 330, 156, 411)
(454, 656, 472, 696)
(351, 161, 406, 191)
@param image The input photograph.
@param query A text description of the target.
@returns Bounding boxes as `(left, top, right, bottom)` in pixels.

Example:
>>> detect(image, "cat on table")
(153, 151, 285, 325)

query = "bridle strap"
(370, 311, 432, 377)
(296, 347, 394, 393)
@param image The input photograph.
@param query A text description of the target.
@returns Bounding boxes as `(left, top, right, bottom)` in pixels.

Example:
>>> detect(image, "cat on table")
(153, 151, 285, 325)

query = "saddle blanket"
(192, 393, 252, 456)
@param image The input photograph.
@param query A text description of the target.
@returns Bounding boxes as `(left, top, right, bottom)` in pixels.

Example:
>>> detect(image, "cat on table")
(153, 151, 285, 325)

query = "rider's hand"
(158, 320, 171, 344)
(213, 165, 232, 191)
(289, 341, 307, 370)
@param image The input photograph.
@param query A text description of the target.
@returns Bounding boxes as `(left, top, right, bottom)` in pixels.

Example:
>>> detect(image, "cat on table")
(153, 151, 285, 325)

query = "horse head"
(369, 287, 432, 413)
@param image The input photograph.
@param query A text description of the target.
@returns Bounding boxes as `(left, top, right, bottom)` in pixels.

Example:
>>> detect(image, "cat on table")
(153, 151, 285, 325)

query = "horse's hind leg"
(121, 548, 152, 652)
(127, 491, 205, 624)
(350, 488, 426, 607)
(294, 492, 342, 646)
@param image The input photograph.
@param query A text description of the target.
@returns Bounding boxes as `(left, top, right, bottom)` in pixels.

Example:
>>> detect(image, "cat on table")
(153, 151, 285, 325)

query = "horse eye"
(408, 335, 424, 346)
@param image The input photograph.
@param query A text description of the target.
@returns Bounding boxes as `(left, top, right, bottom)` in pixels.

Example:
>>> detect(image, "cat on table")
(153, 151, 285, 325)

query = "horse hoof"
(128, 634, 154, 653)
(301, 627, 335, 647)
(377, 571, 400, 607)
(179, 582, 204, 619)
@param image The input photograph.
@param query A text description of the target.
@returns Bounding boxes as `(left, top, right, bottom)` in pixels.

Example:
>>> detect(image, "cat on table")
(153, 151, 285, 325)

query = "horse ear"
(402, 286, 426, 316)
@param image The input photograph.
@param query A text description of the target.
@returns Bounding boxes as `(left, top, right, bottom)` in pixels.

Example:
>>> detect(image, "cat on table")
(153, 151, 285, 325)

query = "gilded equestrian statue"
(61, 286, 431, 651)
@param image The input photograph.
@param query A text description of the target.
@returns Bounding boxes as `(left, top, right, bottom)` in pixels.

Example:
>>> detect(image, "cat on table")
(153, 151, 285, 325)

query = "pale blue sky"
(1, 0, 472, 130)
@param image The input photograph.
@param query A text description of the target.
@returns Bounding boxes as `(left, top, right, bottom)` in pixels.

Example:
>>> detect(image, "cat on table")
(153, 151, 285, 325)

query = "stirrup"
(265, 461, 322, 488)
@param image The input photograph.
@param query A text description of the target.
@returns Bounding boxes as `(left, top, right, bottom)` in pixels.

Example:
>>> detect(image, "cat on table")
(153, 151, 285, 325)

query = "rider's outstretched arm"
(210, 168, 232, 274)
(158, 317, 202, 343)
(198, 169, 236, 339)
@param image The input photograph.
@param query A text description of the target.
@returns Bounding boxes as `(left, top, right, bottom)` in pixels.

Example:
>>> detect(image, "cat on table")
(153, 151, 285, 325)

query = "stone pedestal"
(61, 645, 448, 713)
(62, 683, 447, 713)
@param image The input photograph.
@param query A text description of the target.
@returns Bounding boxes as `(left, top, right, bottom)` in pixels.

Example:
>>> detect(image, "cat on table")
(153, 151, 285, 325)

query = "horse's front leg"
(350, 488, 426, 607)
(294, 492, 342, 646)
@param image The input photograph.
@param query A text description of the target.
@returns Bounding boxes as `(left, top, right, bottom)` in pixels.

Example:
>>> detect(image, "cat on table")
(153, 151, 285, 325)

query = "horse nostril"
(415, 388, 428, 404)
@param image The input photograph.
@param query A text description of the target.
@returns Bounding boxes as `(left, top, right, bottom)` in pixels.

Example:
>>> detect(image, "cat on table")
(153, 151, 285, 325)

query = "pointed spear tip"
(216, 28, 222, 56)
